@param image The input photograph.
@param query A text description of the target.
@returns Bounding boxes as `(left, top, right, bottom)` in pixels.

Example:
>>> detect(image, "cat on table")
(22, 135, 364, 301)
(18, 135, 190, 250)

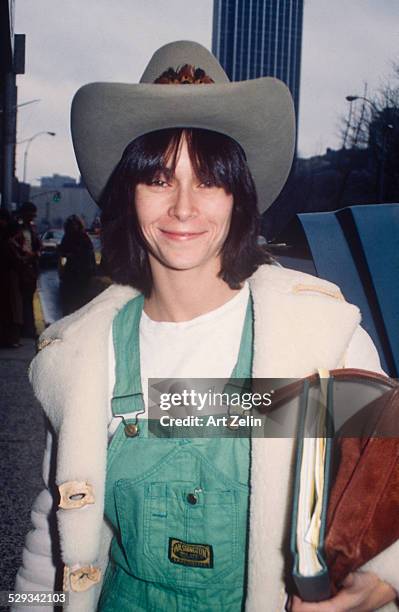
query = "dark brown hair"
(100, 128, 271, 296)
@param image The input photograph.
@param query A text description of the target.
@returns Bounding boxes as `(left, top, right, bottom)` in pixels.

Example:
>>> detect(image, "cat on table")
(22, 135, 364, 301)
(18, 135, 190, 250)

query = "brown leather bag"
(324, 369, 399, 590)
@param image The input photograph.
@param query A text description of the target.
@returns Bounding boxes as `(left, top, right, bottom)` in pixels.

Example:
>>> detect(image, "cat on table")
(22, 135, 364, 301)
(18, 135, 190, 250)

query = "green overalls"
(98, 294, 253, 612)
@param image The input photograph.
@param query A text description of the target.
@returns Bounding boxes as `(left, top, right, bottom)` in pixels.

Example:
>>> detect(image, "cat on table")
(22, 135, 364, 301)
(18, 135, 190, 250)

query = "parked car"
(39, 229, 64, 266)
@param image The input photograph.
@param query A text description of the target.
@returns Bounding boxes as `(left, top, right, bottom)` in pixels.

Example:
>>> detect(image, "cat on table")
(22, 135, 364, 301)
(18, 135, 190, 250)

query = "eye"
(148, 178, 169, 188)
(199, 179, 217, 188)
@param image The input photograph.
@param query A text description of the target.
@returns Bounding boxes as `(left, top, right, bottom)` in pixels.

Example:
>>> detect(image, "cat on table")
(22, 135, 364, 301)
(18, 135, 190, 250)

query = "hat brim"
(71, 78, 295, 213)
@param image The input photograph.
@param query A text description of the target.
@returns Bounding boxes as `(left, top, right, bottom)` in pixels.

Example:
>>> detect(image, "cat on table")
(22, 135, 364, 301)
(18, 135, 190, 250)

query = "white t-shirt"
(108, 283, 250, 435)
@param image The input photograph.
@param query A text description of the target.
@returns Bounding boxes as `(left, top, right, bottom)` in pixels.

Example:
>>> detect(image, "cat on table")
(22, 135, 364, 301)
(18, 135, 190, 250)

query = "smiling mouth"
(160, 229, 207, 241)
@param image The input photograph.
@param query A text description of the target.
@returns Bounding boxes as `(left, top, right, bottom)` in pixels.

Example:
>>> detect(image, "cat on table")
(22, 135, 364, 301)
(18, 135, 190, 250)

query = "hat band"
(154, 64, 215, 85)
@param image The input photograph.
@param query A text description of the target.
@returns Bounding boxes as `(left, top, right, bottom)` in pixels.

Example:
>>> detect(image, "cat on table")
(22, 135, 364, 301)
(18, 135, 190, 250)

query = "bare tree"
(339, 65, 399, 202)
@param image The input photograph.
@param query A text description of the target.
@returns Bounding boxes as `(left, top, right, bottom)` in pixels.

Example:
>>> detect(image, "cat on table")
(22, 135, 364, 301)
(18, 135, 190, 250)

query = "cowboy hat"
(71, 40, 295, 213)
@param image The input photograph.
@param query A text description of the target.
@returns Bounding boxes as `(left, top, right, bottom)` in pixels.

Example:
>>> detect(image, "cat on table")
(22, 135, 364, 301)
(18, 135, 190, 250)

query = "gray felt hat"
(71, 40, 295, 213)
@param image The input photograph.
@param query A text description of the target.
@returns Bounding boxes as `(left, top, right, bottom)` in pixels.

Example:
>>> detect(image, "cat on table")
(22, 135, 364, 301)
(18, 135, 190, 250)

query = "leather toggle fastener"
(58, 481, 95, 509)
(63, 564, 102, 592)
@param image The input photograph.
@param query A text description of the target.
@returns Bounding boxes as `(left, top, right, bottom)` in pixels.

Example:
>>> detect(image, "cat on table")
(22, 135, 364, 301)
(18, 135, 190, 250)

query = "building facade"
(212, 0, 303, 119)
(1, 0, 25, 210)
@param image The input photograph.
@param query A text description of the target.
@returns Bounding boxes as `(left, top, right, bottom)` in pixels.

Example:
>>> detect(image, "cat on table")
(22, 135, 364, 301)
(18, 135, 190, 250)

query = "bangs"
(123, 128, 247, 193)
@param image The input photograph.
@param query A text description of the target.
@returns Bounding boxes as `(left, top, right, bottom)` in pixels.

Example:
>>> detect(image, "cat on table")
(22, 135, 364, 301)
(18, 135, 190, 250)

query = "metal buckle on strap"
(113, 409, 145, 438)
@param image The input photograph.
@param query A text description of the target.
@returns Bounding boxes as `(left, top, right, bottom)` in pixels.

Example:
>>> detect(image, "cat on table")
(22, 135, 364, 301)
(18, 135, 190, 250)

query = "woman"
(18, 202, 41, 339)
(14, 41, 398, 611)
(58, 215, 96, 315)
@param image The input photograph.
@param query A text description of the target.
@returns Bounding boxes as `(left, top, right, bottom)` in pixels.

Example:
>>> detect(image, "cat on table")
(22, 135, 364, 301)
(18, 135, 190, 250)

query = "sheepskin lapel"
(246, 265, 361, 610)
(30, 284, 139, 611)
(30, 284, 137, 563)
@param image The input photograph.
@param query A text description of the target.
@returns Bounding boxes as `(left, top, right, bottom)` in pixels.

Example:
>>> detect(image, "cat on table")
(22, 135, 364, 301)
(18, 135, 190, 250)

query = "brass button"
(125, 423, 139, 437)
(187, 493, 197, 505)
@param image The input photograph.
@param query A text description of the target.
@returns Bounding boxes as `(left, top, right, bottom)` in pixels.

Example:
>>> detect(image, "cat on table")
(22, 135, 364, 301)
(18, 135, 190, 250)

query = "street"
(0, 339, 46, 599)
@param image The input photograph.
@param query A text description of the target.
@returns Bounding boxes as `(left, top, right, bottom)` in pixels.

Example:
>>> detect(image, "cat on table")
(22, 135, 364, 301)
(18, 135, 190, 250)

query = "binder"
(290, 376, 334, 601)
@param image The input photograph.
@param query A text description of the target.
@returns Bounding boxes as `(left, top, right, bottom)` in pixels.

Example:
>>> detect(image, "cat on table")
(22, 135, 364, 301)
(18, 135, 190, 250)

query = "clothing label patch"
(168, 538, 213, 568)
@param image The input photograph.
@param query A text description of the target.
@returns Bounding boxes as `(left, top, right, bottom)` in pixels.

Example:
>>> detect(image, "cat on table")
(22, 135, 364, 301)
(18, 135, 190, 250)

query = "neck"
(144, 257, 241, 322)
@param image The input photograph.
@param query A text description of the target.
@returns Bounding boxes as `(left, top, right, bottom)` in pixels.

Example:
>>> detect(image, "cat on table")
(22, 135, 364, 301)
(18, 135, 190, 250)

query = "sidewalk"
(0, 323, 46, 595)
(0, 276, 109, 599)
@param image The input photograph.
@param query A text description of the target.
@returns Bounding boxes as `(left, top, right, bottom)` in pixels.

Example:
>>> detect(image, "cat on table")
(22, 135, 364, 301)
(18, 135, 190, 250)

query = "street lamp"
(0, 98, 41, 113)
(345, 95, 379, 114)
(21, 131, 56, 183)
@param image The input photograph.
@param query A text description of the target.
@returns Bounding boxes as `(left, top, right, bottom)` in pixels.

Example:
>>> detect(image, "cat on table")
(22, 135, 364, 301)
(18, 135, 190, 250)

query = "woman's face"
(135, 137, 234, 273)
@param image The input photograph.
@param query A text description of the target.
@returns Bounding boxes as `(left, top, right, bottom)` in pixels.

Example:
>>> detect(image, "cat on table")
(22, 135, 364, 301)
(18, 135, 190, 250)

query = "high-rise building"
(212, 0, 304, 119)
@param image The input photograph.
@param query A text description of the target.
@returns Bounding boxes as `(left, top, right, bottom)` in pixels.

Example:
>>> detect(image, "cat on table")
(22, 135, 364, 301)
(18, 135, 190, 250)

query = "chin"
(150, 246, 221, 273)
(163, 259, 206, 271)
(157, 253, 218, 272)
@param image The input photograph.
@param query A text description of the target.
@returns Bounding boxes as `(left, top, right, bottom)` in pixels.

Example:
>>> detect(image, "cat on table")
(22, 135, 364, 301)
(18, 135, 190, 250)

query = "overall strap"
(230, 292, 254, 380)
(222, 292, 254, 407)
(111, 294, 145, 416)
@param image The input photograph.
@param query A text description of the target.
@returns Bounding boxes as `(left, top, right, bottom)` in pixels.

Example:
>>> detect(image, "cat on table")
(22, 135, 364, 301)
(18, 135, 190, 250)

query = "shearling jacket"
(14, 264, 399, 612)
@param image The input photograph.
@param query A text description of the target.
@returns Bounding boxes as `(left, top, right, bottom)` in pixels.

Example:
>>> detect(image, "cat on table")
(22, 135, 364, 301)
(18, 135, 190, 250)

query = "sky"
(14, 0, 399, 185)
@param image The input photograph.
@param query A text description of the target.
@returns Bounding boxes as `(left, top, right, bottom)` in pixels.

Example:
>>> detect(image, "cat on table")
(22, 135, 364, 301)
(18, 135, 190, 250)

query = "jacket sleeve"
(12, 425, 62, 610)
(344, 324, 385, 374)
(345, 326, 399, 598)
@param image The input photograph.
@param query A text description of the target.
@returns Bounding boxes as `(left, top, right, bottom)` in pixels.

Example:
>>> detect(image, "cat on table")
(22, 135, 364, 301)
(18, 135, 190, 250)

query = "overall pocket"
(113, 446, 246, 589)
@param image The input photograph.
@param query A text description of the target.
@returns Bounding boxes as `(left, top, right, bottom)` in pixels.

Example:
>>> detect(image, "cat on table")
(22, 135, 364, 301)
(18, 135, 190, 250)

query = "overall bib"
(98, 294, 253, 612)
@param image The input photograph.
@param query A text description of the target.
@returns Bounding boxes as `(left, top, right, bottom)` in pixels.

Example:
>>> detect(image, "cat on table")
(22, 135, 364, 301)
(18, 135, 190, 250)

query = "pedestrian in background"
(0, 209, 21, 347)
(0, 219, 33, 348)
(17, 202, 41, 339)
(58, 214, 96, 315)
(0, 209, 12, 346)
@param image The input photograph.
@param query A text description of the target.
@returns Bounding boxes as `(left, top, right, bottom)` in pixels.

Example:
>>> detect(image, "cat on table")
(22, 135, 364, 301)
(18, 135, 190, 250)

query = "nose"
(168, 185, 198, 222)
